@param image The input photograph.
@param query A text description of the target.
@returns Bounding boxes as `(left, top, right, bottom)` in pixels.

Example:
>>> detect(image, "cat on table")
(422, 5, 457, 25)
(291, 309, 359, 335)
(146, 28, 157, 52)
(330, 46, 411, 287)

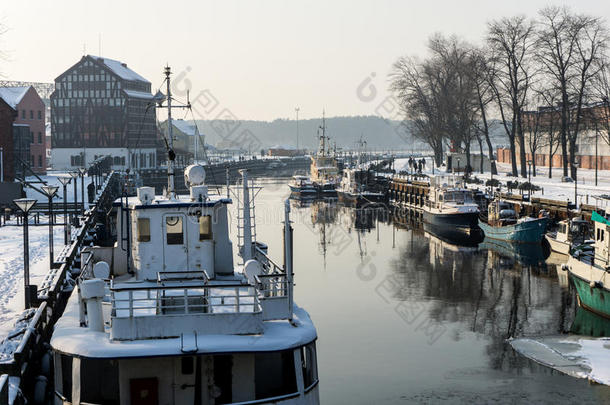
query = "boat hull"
(478, 217, 548, 243)
(568, 256, 610, 319)
(423, 211, 479, 234)
(289, 185, 317, 196)
(545, 234, 570, 255)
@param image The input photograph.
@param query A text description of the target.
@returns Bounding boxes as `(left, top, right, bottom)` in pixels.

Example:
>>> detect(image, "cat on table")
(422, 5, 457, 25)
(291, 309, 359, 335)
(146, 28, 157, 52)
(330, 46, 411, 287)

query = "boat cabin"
(51, 166, 319, 405)
(592, 212, 610, 268)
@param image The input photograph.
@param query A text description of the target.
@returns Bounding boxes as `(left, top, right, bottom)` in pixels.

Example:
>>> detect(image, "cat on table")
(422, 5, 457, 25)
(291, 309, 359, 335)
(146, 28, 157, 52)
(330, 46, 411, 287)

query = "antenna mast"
(165, 66, 176, 199)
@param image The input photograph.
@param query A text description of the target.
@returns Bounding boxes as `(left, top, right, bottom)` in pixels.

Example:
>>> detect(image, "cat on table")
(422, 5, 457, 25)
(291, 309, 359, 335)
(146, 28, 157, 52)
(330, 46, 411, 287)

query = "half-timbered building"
(50, 55, 158, 170)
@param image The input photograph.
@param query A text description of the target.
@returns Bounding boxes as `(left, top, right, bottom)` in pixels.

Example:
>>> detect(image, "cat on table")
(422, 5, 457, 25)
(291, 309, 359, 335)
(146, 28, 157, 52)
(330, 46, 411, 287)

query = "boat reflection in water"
(480, 237, 547, 267)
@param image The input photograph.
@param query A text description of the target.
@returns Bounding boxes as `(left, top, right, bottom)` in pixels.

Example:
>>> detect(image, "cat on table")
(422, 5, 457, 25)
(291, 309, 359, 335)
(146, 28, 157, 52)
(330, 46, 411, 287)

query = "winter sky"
(1, 0, 609, 121)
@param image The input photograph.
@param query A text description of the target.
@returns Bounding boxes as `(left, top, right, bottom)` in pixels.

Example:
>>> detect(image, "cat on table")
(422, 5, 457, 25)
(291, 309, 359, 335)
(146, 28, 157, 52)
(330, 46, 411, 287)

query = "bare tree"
(487, 15, 536, 178)
(471, 48, 497, 174)
(390, 56, 445, 166)
(537, 6, 609, 179)
(535, 85, 562, 178)
(568, 13, 609, 179)
(390, 35, 480, 169)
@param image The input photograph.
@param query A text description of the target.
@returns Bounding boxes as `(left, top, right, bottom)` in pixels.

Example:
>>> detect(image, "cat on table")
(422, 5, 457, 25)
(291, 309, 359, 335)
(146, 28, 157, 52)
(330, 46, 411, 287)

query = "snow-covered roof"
(88, 55, 149, 83)
(123, 89, 154, 100)
(0, 86, 30, 109)
(172, 119, 197, 136)
(270, 144, 296, 150)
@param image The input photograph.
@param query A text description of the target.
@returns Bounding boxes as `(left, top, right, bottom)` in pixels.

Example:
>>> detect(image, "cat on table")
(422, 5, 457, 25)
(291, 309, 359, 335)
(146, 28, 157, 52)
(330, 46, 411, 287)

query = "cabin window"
(255, 350, 297, 400)
(199, 215, 213, 240)
(166, 216, 184, 244)
(137, 218, 151, 242)
(301, 342, 318, 390)
(80, 359, 120, 404)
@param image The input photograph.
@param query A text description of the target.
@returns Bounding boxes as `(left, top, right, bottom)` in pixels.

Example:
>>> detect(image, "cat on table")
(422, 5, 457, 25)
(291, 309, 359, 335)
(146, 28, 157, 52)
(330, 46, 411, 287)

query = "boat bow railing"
(108, 279, 263, 340)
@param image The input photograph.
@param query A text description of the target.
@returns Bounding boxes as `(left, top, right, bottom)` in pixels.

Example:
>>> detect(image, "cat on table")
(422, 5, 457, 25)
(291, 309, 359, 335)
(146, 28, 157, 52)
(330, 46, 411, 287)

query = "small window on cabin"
(199, 215, 212, 241)
(166, 216, 183, 245)
(137, 218, 151, 242)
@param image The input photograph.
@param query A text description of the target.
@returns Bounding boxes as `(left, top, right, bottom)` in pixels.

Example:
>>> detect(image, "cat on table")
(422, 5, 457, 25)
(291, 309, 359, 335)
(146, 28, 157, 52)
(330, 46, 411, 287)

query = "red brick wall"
(0, 100, 17, 181)
(496, 147, 610, 170)
(14, 87, 46, 174)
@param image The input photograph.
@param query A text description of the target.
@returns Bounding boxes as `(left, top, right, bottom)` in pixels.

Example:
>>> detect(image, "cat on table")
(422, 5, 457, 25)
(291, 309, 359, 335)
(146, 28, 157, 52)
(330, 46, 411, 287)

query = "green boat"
(566, 211, 610, 319)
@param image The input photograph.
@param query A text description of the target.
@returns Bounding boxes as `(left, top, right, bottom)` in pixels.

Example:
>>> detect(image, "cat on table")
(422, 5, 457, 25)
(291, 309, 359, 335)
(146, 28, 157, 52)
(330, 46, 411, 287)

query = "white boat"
(50, 67, 319, 405)
(565, 211, 610, 319)
(545, 218, 591, 255)
(309, 114, 339, 196)
(288, 175, 317, 196)
(423, 175, 480, 240)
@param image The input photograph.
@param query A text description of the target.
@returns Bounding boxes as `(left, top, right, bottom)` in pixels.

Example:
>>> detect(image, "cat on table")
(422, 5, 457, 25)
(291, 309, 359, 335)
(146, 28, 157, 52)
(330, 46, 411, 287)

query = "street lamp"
(41, 185, 59, 269)
(79, 167, 87, 214)
(527, 160, 532, 200)
(295, 107, 300, 152)
(58, 176, 72, 244)
(70, 171, 79, 224)
(13, 198, 37, 309)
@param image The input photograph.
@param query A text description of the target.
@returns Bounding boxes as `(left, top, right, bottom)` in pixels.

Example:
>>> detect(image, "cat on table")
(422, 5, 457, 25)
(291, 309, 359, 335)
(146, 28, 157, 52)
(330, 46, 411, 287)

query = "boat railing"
(255, 274, 289, 298)
(253, 246, 293, 320)
(108, 281, 264, 339)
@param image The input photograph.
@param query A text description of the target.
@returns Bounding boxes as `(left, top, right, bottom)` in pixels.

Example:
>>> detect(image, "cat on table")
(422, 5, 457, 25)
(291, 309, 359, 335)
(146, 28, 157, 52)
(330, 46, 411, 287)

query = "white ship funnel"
(80, 279, 105, 332)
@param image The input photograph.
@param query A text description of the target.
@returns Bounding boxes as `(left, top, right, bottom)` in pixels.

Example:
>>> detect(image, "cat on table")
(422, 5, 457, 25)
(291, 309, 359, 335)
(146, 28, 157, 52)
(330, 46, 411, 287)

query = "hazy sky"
(1, 1, 609, 121)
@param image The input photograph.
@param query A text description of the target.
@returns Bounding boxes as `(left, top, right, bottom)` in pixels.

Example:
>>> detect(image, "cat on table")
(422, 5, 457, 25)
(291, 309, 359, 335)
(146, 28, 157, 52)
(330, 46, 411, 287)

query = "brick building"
(0, 86, 46, 174)
(0, 98, 17, 181)
(496, 104, 610, 170)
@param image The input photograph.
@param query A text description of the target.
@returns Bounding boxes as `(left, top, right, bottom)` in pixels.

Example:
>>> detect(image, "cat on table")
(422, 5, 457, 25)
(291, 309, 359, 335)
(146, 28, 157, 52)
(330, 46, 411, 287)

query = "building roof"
(123, 89, 154, 100)
(88, 55, 149, 83)
(172, 119, 198, 136)
(0, 86, 30, 109)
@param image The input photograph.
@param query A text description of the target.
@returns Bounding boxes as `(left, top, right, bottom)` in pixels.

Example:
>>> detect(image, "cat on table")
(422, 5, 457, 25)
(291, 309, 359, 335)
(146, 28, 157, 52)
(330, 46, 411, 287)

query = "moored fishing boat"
(478, 199, 548, 243)
(289, 175, 317, 197)
(422, 175, 480, 239)
(545, 218, 591, 255)
(310, 113, 340, 197)
(565, 211, 610, 319)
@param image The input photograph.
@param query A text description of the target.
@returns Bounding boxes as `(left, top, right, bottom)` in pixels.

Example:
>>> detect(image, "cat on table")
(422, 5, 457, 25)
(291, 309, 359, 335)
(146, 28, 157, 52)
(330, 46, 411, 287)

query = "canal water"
(231, 179, 610, 404)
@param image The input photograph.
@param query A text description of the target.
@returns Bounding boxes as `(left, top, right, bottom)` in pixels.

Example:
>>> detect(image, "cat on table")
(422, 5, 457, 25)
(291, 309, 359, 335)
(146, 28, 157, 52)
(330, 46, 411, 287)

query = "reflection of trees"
(391, 231, 578, 372)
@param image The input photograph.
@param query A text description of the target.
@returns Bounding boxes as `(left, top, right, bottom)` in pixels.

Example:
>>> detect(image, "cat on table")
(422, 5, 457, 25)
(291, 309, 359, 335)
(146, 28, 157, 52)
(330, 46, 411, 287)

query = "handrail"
(111, 284, 261, 317)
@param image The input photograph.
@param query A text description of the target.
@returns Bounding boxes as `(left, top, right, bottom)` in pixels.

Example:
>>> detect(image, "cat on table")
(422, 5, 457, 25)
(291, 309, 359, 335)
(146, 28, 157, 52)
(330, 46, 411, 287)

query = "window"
(38, 110, 42, 119)
(166, 216, 183, 245)
(21, 110, 25, 119)
(255, 350, 297, 400)
(30, 110, 33, 119)
(38, 155, 42, 167)
(80, 359, 119, 404)
(137, 218, 151, 242)
(199, 215, 212, 240)
(301, 342, 318, 389)
(38, 132, 42, 144)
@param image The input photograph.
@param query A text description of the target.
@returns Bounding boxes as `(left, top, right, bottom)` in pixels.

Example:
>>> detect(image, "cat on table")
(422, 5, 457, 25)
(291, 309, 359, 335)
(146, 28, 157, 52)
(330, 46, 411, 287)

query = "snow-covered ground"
(394, 157, 610, 210)
(0, 172, 85, 341)
(0, 218, 64, 339)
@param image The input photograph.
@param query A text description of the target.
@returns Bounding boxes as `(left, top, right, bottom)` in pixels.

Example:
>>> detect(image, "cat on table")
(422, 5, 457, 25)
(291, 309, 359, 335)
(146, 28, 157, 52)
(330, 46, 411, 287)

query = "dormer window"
(166, 216, 184, 245)
(199, 215, 213, 241)
(137, 218, 151, 242)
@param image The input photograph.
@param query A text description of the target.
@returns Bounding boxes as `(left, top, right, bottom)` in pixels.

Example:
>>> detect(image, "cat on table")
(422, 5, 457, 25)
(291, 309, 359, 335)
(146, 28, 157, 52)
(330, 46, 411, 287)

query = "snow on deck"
(52, 289, 317, 358)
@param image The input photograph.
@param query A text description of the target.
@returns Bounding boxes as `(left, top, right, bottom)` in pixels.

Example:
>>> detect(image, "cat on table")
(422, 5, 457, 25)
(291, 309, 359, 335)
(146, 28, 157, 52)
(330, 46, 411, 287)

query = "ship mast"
(318, 110, 327, 157)
(165, 66, 176, 199)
